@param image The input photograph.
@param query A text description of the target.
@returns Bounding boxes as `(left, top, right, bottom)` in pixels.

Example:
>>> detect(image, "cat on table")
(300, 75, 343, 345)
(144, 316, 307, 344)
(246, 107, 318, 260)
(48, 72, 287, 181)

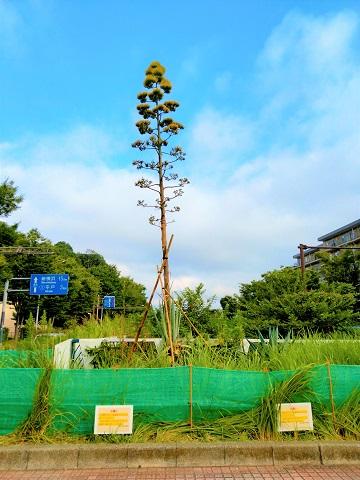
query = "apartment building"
(293, 219, 360, 268)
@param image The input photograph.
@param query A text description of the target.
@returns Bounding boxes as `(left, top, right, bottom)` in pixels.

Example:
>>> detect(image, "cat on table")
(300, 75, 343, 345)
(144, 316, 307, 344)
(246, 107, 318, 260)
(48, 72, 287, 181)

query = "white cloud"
(2, 10, 360, 301)
(258, 11, 360, 146)
(262, 11, 358, 71)
(10, 125, 125, 166)
(189, 107, 255, 177)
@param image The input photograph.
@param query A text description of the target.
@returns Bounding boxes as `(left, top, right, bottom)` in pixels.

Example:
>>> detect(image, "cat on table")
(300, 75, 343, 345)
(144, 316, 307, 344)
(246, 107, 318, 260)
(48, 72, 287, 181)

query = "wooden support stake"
(326, 359, 336, 427)
(189, 363, 193, 429)
(159, 270, 175, 366)
(130, 235, 174, 357)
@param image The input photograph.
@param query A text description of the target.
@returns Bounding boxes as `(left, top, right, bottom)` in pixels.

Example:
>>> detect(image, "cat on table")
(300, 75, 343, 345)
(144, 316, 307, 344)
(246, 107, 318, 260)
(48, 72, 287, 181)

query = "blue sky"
(1, 0, 360, 298)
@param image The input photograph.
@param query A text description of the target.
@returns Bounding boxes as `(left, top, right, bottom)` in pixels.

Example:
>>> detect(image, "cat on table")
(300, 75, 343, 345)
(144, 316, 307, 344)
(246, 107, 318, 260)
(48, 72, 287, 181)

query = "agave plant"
(155, 301, 180, 343)
(155, 301, 191, 360)
(247, 326, 293, 359)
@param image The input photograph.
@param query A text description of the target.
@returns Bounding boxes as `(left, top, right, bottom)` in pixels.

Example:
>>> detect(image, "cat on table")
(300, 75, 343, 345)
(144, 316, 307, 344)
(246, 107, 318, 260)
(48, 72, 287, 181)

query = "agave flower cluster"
(132, 61, 189, 227)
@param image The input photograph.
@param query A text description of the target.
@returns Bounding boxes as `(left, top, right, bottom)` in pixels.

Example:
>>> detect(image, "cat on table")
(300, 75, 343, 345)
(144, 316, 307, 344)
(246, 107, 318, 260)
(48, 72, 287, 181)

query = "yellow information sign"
(278, 402, 313, 432)
(94, 405, 133, 434)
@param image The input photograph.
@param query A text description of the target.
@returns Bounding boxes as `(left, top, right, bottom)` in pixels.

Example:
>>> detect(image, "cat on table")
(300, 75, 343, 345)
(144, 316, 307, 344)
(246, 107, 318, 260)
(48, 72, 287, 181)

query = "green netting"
(0, 368, 44, 434)
(0, 364, 359, 435)
(321, 365, 360, 407)
(0, 349, 52, 368)
(50, 367, 190, 434)
(192, 367, 270, 420)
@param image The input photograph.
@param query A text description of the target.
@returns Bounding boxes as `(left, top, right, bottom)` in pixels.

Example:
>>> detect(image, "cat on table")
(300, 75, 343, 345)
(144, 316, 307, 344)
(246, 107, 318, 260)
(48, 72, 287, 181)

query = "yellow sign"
(278, 402, 313, 432)
(94, 405, 133, 434)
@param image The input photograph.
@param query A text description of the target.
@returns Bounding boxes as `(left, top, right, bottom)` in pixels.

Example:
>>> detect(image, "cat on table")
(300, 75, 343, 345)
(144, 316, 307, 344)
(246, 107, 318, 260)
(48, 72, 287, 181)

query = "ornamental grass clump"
(312, 388, 360, 440)
(15, 368, 53, 442)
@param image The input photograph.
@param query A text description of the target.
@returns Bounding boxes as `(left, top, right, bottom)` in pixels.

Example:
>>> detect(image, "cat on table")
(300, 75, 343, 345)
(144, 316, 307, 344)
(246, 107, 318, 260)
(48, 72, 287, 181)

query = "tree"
(77, 250, 146, 314)
(132, 61, 189, 307)
(319, 250, 360, 310)
(220, 295, 240, 319)
(0, 179, 23, 285)
(0, 179, 23, 217)
(0, 201, 147, 328)
(177, 283, 216, 336)
(223, 267, 358, 334)
(7, 229, 54, 331)
(0, 222, 22, 284)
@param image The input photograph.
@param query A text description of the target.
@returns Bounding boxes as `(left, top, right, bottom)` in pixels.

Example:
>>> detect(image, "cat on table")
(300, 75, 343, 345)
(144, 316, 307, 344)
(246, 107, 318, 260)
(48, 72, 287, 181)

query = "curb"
(0, 441, 358, 470)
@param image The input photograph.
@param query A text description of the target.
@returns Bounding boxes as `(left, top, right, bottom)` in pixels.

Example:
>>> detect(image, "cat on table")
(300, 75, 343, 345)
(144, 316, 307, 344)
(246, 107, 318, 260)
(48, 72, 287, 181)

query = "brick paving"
(0, 466, 359, 480)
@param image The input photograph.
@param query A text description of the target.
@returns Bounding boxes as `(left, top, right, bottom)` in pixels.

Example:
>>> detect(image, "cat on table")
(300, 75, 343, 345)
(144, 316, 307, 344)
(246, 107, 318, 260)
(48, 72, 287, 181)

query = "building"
(294, 219, 360, 268)
(0, 303, 16, 338)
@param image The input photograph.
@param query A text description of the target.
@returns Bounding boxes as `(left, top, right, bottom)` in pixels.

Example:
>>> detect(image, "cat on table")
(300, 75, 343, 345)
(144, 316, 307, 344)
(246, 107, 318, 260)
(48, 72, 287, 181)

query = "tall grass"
(1, 323, 359, 369)
(0, 347, 53, 368)
(64, 315, 136, 339)
(127, 334, 360, 370)
(15, 368, 53, 441)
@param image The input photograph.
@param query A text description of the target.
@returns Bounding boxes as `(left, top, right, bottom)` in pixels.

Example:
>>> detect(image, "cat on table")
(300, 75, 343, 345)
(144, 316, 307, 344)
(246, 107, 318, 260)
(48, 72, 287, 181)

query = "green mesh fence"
(0, 368, 44, 434)
(50, 367, 190, 434)
(192, 367, 270, 420)
(0, 365, 359, 435)
(0, 349, 53, 368)
(331, 365, 360, 406)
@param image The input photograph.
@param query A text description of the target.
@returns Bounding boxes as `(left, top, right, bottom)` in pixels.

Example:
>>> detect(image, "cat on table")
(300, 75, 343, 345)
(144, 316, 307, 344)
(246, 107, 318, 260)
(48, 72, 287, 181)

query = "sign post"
(103, 296, 116, 309)
(29, 274, 69, 296)
(94, 405, 133, 434)
(101, 296, 115, 321)
(278, 402, 313, 432)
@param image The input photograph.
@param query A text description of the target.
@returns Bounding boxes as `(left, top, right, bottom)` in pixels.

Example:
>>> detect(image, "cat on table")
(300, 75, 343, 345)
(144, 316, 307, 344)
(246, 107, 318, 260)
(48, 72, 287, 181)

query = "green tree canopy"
(319, 250, 360, 310)
(176, 283, 216, 336)
(1, 226, 146, 328)
(0, 182, 146, 330)
(221, 267, 358, 335)
(77, 251, 146, 315)
(0, 179, 23, 217)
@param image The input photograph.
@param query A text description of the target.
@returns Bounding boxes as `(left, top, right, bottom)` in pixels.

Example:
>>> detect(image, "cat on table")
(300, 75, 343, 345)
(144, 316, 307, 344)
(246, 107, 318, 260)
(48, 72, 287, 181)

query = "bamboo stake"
(159, 270, 175, 366)
(189, 363, 193, 429)
(130, 235, 174, 357)
(326, 359, 336, 427)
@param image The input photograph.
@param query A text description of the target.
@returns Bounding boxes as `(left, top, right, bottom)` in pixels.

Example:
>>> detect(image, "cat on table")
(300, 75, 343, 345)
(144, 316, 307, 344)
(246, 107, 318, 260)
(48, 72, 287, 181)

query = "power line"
(0, 247, 54, 255)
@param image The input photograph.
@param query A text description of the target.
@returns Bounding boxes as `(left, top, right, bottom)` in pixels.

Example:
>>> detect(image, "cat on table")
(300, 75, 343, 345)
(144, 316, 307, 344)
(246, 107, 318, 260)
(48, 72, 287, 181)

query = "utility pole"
(299, 244, 306, 279)
(0, 280, 9, 343)
(297, 243, 360, 280)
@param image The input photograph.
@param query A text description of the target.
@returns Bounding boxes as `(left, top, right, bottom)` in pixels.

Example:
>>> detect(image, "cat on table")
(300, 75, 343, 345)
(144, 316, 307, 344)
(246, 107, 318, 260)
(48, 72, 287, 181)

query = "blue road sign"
(103, 295, 115, 309)
(29, 274, 69, 295)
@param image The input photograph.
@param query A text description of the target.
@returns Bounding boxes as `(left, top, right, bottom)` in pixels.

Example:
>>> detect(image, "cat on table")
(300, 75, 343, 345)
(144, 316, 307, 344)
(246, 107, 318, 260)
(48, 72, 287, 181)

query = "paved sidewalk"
(0, 466, 359, 479)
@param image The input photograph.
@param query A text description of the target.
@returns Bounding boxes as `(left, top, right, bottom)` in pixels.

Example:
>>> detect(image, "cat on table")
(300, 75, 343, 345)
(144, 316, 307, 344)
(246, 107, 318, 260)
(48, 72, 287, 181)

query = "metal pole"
(0, 280, 9, 343)
(299, 244, 305, 278)
(96, 295, 100, 320)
